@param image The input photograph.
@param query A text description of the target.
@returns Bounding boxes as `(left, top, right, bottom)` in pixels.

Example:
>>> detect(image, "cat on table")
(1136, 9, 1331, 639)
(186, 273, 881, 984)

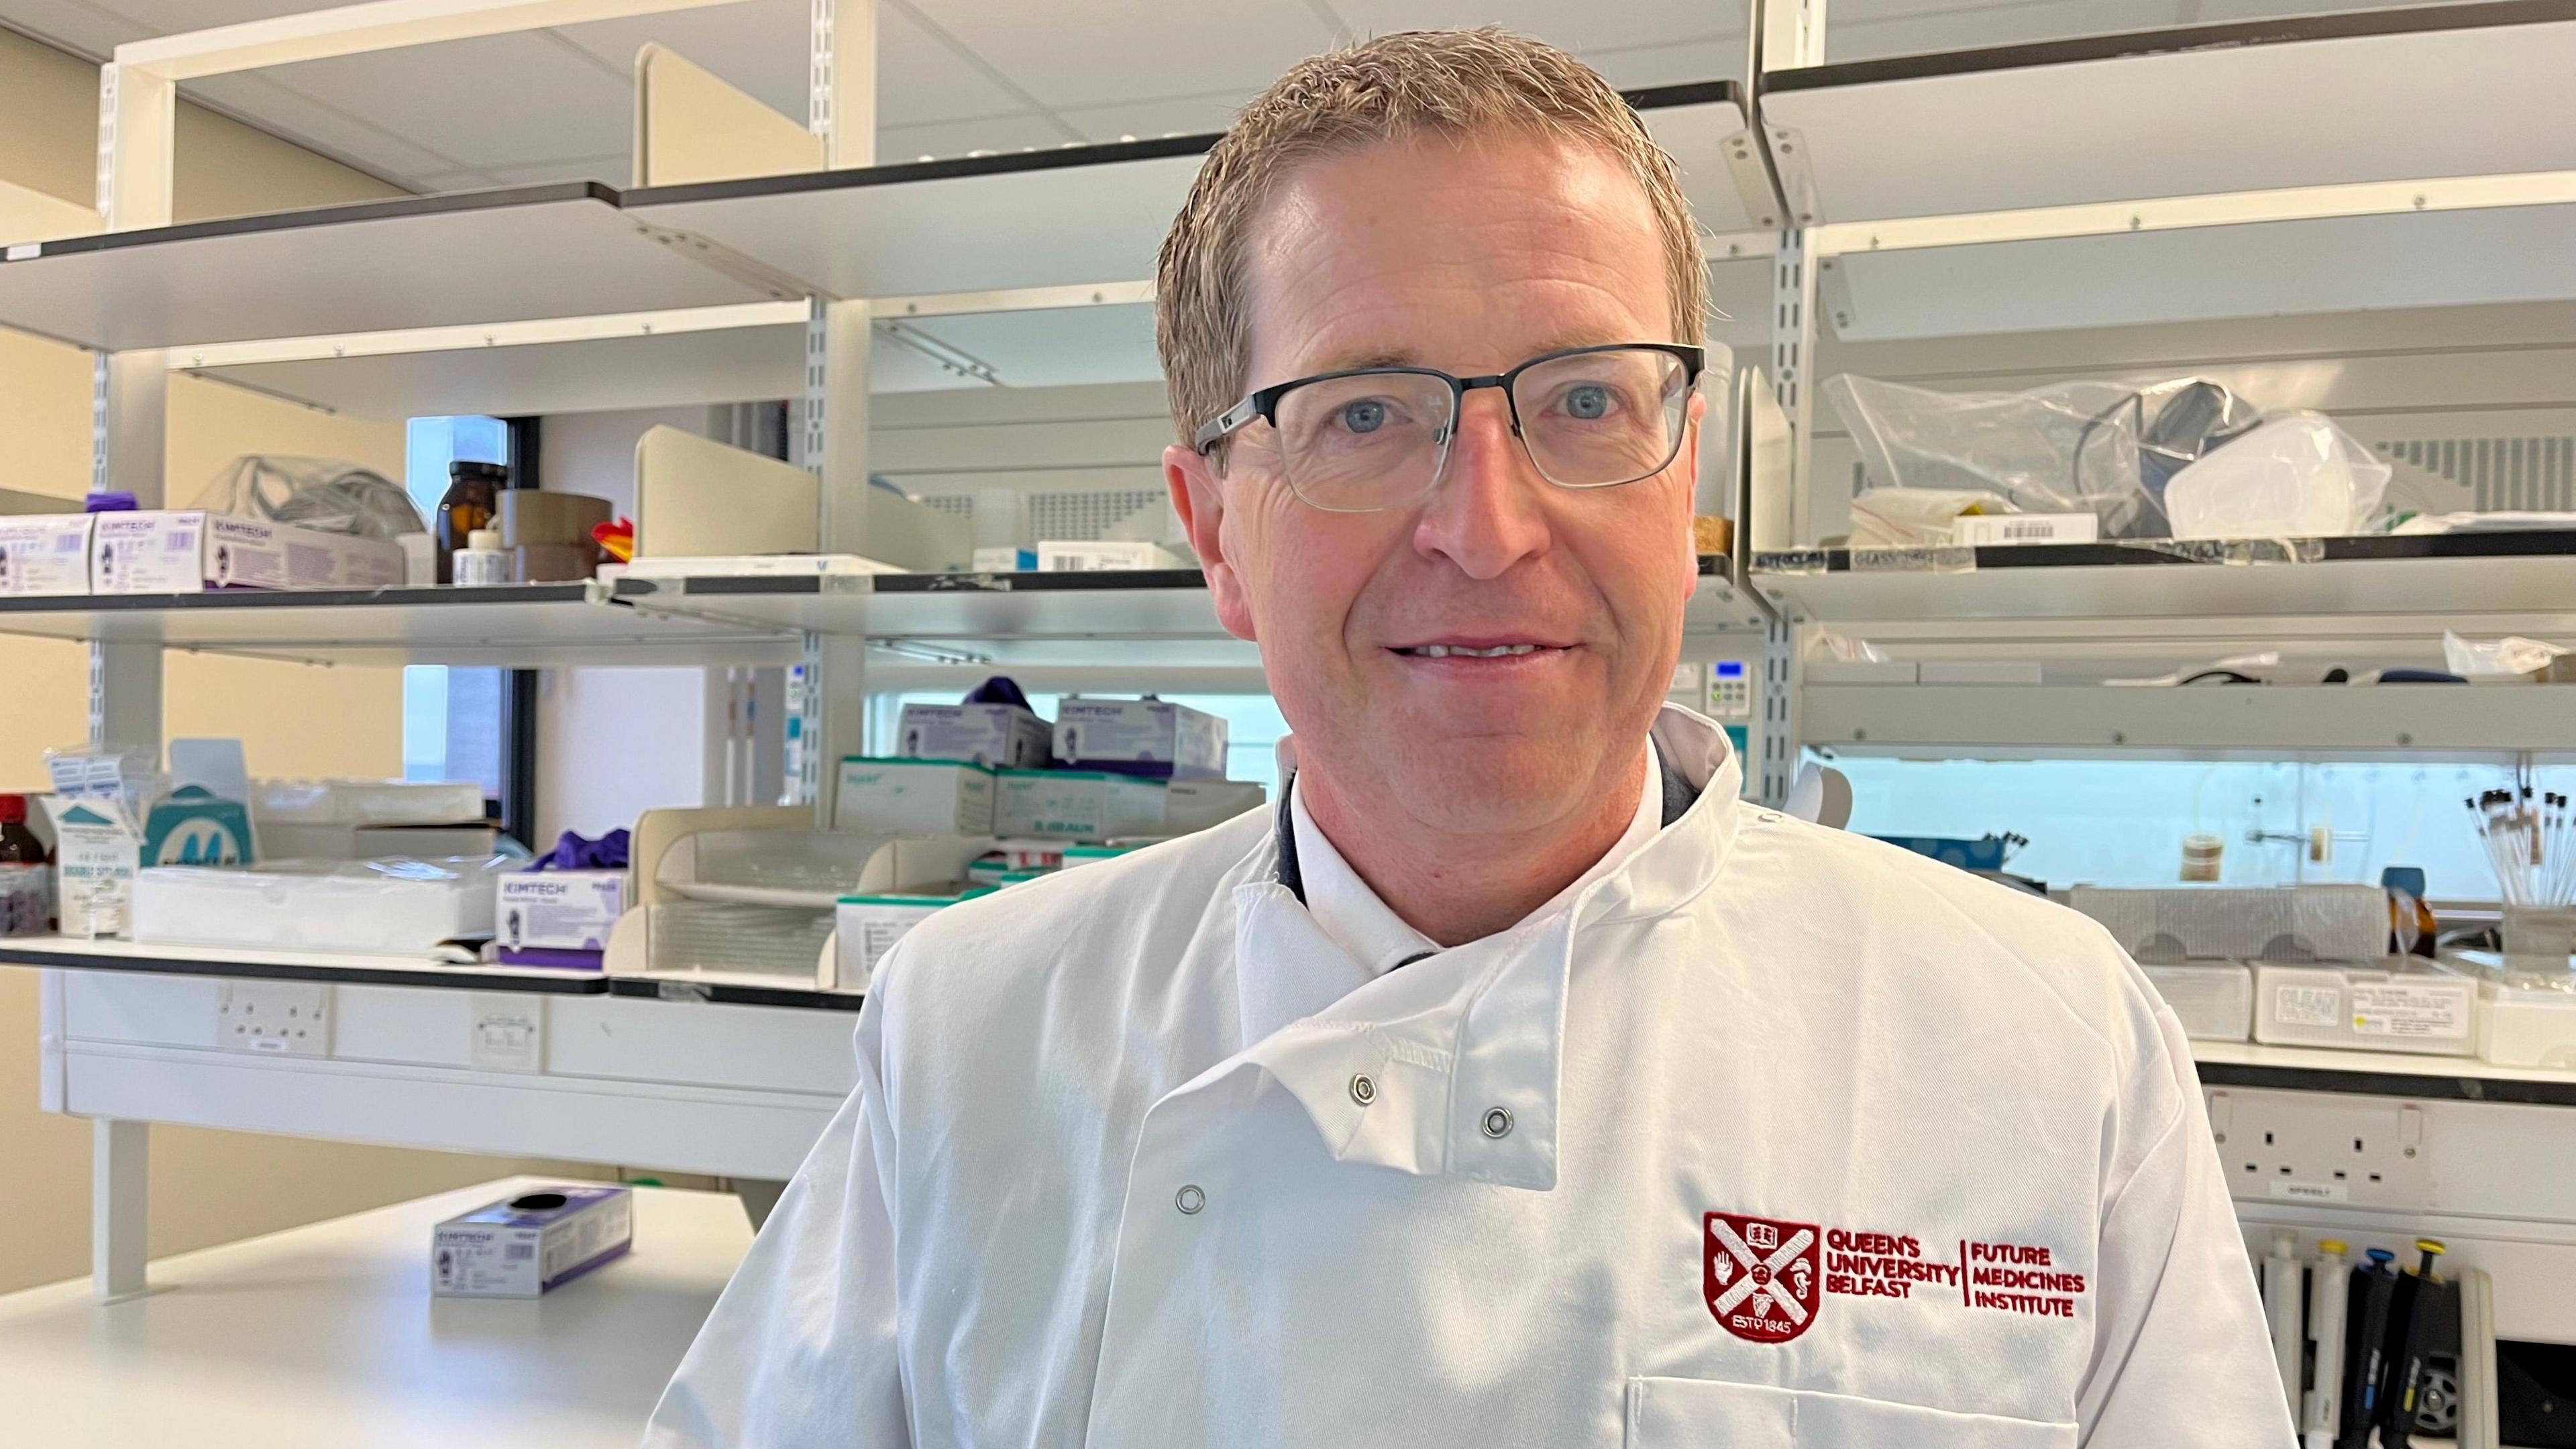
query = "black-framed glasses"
(1193, 343, 1707, 513)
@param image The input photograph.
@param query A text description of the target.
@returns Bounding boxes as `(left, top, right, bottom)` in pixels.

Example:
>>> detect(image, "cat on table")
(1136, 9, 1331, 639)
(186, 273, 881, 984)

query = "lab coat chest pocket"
(1625, 1377, 2076, 1449)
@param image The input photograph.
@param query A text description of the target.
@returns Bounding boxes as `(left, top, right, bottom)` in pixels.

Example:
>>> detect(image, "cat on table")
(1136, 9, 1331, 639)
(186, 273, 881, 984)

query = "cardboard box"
(0, 514, 93, 596)
(432, 1185, 632, 1297)
(92, 511, 404, 594)
(996, 770, 1165, 841)
(898, 702, 1054, 769)
(835, 892, 951, 989)
(1162, 779, 1267, 835)
(1053, 696, 1228, 780)
(500, 491, 611, 548)
(255, 822, 500, 861)
(498, 869, 627, 968)
(835, 757, 996, 835)
(2253, 960, 2477, 1056)
(1036, 539, 1186, 572)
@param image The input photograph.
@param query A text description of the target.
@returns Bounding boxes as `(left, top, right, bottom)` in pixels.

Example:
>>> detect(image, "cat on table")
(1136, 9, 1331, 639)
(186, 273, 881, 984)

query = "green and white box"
(835, 892, 953, 989)
(1161, 779, 1267, 835)
(835, 757, 995, 835)
(996, 770, 1165, 841)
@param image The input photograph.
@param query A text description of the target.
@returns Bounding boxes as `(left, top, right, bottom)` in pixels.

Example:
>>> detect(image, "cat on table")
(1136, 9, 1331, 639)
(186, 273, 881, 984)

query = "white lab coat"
(647, 706, 2291, 1448)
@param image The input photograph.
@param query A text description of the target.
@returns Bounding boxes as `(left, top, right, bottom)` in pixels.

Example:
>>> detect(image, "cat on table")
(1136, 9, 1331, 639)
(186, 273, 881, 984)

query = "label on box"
(2351, 981, 2471, 1040)
(2272, 985, 2342, 1028)
(498, 871, 627, 952)
(898, 703, 1053, 769)
(1055, 698, 1227, 780)
(1953, 513, 2100, 546)
(0, 515, 92, 595)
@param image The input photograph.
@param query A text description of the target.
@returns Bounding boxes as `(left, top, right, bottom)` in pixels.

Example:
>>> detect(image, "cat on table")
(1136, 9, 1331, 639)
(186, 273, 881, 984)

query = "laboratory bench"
(0, 1177, 747, 1448)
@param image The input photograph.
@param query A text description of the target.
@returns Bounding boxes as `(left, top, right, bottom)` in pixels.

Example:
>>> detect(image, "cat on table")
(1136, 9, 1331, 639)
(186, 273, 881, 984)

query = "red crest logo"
(1705, 1212, 1821, 1344)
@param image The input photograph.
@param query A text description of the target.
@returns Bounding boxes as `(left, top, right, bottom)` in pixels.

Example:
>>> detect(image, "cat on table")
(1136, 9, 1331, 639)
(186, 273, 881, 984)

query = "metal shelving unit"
(0, 583, 802, 667)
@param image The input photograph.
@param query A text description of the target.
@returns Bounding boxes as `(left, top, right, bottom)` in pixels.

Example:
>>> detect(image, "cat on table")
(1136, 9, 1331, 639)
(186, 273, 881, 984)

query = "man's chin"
(1373, 731, 1605, 837)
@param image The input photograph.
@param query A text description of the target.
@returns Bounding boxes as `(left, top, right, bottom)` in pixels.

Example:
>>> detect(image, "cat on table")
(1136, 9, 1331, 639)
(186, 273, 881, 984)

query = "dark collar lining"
(1272, 739, 1703, 911)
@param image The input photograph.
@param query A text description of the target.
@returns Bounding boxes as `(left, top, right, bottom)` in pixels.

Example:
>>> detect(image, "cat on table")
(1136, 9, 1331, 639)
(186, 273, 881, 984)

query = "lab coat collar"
(1228, 706, 1744, 1190)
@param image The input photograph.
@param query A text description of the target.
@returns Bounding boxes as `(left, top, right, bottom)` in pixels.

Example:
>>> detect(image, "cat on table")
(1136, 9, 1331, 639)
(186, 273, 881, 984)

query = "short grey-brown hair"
(1155, 28, 1709, 455)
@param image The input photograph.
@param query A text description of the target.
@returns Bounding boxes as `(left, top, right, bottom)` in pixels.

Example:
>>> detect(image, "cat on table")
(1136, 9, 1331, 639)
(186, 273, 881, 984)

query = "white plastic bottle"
(2265, 1230, 2304, 1413)
(2304, 1240, 2349, 1449)
(453, 528, 509, 586)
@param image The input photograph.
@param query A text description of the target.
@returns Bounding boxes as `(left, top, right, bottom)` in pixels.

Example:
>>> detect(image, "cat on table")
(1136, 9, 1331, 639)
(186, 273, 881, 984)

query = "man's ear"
(1165, 443, 1257, 643)
(1677, 390, 1710, 600)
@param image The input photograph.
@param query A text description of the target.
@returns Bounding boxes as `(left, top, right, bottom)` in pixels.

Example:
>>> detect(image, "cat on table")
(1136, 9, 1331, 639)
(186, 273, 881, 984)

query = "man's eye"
(1562, 383, 1615, 420)
(1340, 399, 1391, 433)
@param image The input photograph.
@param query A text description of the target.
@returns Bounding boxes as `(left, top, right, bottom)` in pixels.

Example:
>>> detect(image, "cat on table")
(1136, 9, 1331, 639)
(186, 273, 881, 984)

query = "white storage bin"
(2479, 981, 2576, 1068)
(132, 857, 507, 955)
(2072, 885, 2385, 963)
(2252, 960, 2477, 1057)
(2141, 961, 2252, 1041)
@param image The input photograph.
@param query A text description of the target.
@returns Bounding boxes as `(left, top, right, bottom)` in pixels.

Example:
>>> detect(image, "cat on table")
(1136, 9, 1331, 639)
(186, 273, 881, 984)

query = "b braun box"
(432, 1185, 632, 1297)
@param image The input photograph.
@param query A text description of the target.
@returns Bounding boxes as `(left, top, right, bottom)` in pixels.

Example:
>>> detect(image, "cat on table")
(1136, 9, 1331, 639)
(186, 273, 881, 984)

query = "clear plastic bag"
(1825, 374, 2262, 539)
(2162, 413, 2392, 540)
(194, 455, 427, 539)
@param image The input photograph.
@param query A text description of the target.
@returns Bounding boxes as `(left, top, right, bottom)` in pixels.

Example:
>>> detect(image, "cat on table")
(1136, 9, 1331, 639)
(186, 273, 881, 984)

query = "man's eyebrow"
(1295, 335, 1652, 378)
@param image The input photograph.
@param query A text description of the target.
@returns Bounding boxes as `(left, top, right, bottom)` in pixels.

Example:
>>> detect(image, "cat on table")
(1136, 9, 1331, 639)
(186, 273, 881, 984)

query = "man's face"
(1165, 129, 1703, 838)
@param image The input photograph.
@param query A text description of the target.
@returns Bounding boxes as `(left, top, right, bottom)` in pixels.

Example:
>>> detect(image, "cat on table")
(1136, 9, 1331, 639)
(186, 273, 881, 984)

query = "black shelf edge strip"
(1622, 79, 1745, 112)
(1762, 0, 2576, 93)
(606, 977, 865, 1011)
(2197, 1058, 2576, 1108)
(625, 133, 1223, 209)
(0, 583, 596, 616)
(0, 946, 608, 996)
(4, 181, 617, 261)
(622, 556, 1727, 604)
(1754, 530, 2576, 574)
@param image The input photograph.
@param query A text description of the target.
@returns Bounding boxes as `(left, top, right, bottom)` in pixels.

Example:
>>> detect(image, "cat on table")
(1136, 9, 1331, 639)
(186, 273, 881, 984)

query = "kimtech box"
(93, 511, 405, 594)
(1053, 696, 1227, 780)
(431, 1185, 632, 1297)
(0, 514, 93, 596)
(497, 869, 628, 969)
(897, 702, 1054, 770)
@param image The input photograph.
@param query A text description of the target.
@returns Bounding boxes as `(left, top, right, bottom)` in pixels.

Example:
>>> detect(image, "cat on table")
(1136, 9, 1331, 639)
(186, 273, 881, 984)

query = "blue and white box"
(1053, 696, 1227, 780)
(432, 1185, 633, 1297)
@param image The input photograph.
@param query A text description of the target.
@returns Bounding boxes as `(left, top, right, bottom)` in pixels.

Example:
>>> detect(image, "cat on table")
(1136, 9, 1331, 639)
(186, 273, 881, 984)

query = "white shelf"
(625, 83, 1771, 303)
(2193, 1038, 2576, 1108)
(619, 558, 1772, 666)
(0, 935, 606, 995)
(1804, 683, 2576, 760)
(0, 183, 792, 353)
(0, 584, 800, 668)
(1763, 1, 2576, 224)
(184, 299, 1162, 419)
(1754, 535, 2576, 627)
(1818, 200, 2576, 341)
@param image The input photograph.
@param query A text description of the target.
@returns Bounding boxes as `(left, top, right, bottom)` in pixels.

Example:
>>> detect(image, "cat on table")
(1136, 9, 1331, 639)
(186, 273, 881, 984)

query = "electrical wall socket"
(468, 993, 545, 1074)
(215, 981, 331, 1058)
(2208, 1089, 2430, 1210)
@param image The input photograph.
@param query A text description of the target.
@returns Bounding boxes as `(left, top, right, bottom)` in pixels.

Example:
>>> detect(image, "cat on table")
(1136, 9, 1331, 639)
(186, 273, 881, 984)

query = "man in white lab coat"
(649, 30, 2290, 1448)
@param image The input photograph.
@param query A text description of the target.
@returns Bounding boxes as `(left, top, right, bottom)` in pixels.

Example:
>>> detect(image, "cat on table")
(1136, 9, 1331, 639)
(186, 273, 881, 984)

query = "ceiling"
(0, 0, 2453, 197)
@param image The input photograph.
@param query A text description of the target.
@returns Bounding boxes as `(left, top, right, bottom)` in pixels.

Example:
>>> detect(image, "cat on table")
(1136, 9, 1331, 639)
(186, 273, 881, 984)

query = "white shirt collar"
(1287, 747, 1662, 973)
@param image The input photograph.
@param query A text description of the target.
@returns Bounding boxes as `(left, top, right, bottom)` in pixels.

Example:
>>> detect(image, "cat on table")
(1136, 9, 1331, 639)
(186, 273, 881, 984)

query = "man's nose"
(1411, 388, 1552, 580)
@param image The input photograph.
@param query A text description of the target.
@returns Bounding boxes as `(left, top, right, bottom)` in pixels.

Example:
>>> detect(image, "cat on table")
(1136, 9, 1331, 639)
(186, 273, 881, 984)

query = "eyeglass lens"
(1269, 348, 1692, 512)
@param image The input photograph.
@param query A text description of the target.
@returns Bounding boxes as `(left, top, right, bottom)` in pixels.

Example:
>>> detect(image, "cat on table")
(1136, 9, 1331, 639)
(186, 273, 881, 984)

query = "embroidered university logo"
(1706, 1212, 1821, 1344)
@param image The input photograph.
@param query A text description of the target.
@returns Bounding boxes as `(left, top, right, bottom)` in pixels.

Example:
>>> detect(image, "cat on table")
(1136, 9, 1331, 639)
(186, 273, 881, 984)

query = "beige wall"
(0, 28, 576, 1297)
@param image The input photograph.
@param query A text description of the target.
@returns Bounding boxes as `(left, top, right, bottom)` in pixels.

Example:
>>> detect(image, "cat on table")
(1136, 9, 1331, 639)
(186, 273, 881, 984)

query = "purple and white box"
(432, 1185, 632, 1297)
(496, 868, 626, 969)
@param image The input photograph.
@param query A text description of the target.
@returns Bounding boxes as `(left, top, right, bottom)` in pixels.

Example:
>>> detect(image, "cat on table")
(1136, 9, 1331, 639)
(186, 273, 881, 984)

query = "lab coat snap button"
(1175, 1184, 1206, 1215)
(1349, 1073, 1376, 1106)
(1481, 1106, 1514, 1139)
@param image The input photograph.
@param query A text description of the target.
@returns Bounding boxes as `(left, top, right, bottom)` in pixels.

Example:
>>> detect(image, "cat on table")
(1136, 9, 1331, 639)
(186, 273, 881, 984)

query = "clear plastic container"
(131, 855, 511, 955)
